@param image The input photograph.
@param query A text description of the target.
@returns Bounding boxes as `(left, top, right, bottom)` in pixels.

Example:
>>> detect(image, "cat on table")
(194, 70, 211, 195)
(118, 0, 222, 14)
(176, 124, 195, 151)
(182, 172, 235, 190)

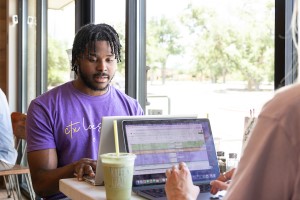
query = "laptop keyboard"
(140, 188, 166, 198)
(140, 184, 211, 198)
(199, 183, 211, 193)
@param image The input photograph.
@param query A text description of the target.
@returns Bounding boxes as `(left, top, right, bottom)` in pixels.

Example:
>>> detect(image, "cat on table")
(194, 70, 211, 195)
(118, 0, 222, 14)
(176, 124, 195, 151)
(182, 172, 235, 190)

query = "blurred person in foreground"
(165, 1, 300, 199)
(0, 88, 17, 171)
(26, 23, 144, 199)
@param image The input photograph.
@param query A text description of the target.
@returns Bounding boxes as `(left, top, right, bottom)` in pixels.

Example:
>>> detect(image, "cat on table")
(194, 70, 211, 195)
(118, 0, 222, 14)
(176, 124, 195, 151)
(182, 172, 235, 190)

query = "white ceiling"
(48, 0, 74, 10)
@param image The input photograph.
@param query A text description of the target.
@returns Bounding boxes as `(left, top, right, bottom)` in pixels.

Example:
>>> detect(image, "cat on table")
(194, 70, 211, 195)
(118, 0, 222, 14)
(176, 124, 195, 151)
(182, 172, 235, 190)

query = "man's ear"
(75, 55, 80, 64)
(74, 56, 82, 66)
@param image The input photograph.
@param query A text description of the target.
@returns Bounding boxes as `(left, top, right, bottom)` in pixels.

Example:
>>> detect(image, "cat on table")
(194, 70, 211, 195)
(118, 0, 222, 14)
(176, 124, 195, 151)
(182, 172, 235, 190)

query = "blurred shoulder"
(261, 83, 300, 117)
(274, 83, 300, 100)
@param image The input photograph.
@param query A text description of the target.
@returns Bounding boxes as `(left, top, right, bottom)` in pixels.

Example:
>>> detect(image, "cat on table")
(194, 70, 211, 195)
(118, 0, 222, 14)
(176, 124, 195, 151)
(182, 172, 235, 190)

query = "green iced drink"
(100, 152, 136, 200)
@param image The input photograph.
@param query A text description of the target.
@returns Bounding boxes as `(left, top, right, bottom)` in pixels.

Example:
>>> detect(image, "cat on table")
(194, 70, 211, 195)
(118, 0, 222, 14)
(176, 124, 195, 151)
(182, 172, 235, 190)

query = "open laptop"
(83, 114, 199, 186)
(121, 118, 221, 200)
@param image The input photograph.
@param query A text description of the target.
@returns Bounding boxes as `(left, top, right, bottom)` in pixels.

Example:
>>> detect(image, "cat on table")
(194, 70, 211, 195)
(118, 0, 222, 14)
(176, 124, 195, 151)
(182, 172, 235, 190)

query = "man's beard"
(78, 67, 114, 91)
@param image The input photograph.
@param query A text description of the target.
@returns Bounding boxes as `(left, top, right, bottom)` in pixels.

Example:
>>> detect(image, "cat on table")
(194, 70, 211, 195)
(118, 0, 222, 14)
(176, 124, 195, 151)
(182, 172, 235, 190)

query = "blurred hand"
(165, 162, 200, 200)
(73, 158, 97, 181)
(210, 168, 236, 195)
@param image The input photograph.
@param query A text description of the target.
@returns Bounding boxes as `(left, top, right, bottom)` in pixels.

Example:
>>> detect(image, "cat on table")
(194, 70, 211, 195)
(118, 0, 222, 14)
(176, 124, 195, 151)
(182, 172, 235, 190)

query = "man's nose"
(96, 61, 107, 71)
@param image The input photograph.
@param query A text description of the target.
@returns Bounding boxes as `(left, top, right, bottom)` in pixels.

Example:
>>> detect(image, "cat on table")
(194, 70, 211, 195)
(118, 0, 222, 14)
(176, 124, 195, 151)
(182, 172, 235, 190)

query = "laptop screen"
(95, 115, 199, 186)
(122, 118, 220, 188)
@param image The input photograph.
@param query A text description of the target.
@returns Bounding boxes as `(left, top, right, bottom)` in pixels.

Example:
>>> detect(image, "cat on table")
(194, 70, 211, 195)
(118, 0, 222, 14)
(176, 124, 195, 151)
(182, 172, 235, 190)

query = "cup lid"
(100, 152, 136, 160)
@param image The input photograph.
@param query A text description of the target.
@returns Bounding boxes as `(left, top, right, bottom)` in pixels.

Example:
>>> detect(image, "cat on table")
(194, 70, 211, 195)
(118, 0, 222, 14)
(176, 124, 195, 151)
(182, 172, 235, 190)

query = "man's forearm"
(31, 162, 76, 197)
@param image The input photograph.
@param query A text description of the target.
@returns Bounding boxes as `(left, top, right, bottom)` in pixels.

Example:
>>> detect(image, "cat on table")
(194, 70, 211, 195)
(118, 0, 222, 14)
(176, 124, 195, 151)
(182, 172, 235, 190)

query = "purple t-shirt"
(26, 81, 143, 199)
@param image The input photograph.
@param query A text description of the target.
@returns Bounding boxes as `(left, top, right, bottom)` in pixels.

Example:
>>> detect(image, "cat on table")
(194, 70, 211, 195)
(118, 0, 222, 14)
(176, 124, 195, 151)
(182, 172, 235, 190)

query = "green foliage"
(146, 0, 274, 90)
(147, 16, 183, 84)
(48, 37, 70, 87)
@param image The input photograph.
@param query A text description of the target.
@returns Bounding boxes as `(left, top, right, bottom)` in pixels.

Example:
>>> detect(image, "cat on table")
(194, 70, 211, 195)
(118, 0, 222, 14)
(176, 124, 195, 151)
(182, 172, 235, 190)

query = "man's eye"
(107, 58, 115, 62)
(88, 57, 97, 62)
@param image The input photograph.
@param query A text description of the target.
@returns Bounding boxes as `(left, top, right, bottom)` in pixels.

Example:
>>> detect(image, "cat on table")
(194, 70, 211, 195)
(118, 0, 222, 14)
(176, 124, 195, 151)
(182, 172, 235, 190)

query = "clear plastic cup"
(100, 152, 136, 200)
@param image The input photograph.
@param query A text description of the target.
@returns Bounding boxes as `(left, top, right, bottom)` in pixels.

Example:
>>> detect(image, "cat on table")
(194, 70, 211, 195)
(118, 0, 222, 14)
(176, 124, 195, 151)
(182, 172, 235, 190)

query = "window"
(47, 1, 75, 90)
(145, 0, 275, 157)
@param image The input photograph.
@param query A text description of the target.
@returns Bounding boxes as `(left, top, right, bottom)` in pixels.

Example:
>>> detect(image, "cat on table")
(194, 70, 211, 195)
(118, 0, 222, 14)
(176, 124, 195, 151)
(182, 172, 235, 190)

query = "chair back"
(11, 112, 27, 140)
(6, 112, 36, 199)
(11, 112, 27, 164)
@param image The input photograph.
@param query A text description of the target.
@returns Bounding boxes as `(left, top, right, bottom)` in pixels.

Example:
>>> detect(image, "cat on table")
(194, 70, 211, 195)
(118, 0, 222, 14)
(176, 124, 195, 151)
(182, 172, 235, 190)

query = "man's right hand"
(73, 158, 97, 181)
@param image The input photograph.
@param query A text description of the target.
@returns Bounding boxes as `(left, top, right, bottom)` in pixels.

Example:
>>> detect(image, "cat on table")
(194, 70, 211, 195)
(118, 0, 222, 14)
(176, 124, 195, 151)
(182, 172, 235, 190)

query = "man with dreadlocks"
(26, 23, 144, 199)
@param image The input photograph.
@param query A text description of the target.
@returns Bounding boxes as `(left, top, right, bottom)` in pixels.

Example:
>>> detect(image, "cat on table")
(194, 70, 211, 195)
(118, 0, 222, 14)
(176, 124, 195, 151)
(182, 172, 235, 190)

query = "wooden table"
(59, 178, 144, 200)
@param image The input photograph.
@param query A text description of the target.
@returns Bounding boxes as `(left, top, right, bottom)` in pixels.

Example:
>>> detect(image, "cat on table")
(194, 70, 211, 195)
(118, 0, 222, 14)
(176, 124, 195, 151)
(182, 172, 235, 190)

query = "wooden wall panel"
(0, 0, 6, 94)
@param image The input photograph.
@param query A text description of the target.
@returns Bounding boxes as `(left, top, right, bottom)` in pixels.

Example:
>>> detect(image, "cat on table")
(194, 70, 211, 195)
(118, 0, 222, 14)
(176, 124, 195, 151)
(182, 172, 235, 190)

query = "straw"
(113, 120, 120, 156)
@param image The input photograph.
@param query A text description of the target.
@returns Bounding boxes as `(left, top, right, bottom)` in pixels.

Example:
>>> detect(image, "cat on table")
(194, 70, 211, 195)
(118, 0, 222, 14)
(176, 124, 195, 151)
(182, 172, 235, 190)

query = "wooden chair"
(0, 112, 35, 200)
